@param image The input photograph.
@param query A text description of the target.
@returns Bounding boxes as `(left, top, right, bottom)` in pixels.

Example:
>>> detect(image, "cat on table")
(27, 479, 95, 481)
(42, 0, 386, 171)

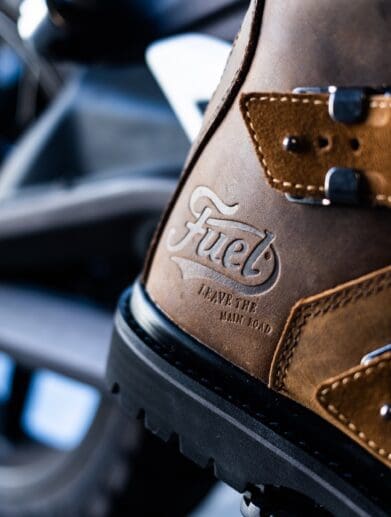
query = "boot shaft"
(143, 0, 391, 467)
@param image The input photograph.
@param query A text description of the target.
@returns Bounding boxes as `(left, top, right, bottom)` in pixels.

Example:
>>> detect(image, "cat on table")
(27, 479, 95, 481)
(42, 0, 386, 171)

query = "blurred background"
(0, 0, 251, 515)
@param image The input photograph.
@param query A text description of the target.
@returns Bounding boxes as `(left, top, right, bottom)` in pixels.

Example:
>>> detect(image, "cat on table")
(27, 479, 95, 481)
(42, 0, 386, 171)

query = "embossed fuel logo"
(166, 186, 279, 295)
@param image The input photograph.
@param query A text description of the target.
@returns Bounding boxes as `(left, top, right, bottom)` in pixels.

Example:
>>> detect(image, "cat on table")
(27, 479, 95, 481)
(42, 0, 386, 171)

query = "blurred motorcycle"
(0, 1, 248, 515)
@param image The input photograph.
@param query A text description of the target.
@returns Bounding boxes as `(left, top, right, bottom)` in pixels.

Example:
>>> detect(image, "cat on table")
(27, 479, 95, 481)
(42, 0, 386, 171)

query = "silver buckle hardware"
(285, 86, 391, 206)
(361, 343, 391, 366)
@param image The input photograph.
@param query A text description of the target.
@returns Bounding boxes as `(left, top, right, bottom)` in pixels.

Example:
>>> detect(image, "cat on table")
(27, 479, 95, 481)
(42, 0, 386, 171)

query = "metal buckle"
(361, 343, 391, 365)
(361, 343, 391, 421)
(286, 166, 361, 206)
(285, 86, 391, 207)
(328, 87, 366, 124)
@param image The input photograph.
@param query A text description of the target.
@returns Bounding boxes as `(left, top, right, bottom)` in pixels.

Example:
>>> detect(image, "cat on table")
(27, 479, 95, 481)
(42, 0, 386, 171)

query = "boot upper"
(143, 0, 391, 467)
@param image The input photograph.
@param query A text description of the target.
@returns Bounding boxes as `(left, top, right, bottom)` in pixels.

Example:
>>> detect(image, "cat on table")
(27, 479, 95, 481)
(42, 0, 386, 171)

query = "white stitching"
(244, 94, 391, 204)
(370, 100, 391, 108)
(376, 194, 391, 205)
(244, 95, 325, 193)
(318, 357, 391, 463)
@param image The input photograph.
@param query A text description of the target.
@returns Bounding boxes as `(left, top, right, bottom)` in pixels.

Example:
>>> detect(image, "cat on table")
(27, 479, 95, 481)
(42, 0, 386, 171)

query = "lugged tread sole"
(105, 286, 390, 517)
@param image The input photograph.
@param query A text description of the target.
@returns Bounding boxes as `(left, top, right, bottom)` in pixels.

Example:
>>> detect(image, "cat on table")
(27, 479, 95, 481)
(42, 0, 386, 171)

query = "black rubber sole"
(106, 283, 390, 517)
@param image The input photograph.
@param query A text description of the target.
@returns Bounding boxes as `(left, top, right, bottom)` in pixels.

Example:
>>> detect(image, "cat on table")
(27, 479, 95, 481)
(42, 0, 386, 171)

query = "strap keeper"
(328, 87, 366, 124)
(324, 167, 361, 205)
(286, 167, 362, 206)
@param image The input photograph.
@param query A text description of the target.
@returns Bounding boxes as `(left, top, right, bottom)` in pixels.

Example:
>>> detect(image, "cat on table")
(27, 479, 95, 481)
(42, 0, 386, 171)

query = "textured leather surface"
(269, 265, 391, 402)
(146, 0, 391, 380)
(184, 0, 260, 171)
(144, 0, 391, 464)
(317, 353, 391, 468)
(241, 92, 391, 207)
(143, 0, 264, 281)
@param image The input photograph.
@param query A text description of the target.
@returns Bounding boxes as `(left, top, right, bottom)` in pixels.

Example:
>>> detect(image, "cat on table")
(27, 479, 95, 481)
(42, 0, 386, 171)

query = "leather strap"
(240, 92, 391, 207)
(269, 265, 391, 466)
(269, 265, 391, 394)
(317, 353, 391, 468)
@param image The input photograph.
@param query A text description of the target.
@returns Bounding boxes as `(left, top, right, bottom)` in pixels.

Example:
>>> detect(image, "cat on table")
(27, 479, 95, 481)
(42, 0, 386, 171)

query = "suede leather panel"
(241, 92, 391, 207)
(316, 354, 391, 468)
(269, 265, 391, 406)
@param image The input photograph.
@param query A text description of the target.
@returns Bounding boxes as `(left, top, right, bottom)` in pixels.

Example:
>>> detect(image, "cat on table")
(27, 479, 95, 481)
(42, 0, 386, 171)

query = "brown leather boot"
(107, 1, 391, 514)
